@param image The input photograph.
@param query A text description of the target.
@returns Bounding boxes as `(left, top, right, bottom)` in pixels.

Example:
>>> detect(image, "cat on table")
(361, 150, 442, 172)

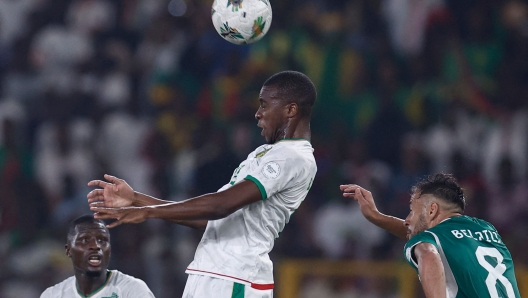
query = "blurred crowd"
(1, 0, 528, 297)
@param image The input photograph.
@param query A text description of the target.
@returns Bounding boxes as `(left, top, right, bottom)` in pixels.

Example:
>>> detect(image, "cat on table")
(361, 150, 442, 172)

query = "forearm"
(144, 193, 235, 221)
(134, 192, 209, 230)
(133, 192, 172, 207)
(368, 212, 407, 240)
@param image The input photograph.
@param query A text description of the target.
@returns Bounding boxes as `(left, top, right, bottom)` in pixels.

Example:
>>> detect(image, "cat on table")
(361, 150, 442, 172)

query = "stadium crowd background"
(0, 0, 527, 296)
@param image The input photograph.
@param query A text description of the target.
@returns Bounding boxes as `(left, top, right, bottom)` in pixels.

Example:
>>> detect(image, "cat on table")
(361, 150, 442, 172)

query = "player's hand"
(340, 184, 380, 221)
(87, 174, 136, 208)
(91, 206, 148, 228)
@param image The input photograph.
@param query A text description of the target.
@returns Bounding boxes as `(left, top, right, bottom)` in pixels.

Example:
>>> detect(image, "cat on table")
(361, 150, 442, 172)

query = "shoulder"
(40, 276, 75, 297)
(404, 232, 441, 268)
(404, 231, 439, 257)
(462, 215, 498, 231)
(111, 271, 153, 295)
(269, 141, 315, 166)
(405, 230, 437, 248)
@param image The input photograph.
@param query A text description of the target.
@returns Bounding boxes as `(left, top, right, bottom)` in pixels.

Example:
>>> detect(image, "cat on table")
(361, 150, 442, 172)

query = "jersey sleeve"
(123, 278, 155, 298)
(403, 231, 439, 271)
(243, 147, 303, 200)
(40, 288, 53, 298)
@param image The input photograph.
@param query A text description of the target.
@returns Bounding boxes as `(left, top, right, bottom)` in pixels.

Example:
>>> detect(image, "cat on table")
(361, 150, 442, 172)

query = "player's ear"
(65, 245, 71, 258)
(286, 103, 298, 118)
(428, 201, 439, 219)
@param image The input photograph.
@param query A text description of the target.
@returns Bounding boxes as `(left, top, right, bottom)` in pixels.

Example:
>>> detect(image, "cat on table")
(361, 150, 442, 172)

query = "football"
(211, 0, 272, 45)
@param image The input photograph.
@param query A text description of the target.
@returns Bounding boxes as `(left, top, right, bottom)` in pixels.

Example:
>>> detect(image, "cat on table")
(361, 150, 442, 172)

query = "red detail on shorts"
(186, 268, 275, 290)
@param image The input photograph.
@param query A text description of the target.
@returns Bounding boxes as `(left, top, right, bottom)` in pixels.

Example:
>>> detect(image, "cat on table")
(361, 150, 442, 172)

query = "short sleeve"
(404, 231, 439, 271)
(123, 279, 155, 298)
(244, 147, 302, 200)
(40, 288, 52, 298)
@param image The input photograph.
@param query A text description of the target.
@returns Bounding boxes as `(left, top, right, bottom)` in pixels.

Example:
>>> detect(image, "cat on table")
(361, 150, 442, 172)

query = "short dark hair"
(262, 70, 317, 117)
(67, 214, 108, 243)
(411, 173, 466, 213)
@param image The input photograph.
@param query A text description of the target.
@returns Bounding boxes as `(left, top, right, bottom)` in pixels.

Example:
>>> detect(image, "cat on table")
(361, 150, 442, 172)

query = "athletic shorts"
(182, 274, 273, 298)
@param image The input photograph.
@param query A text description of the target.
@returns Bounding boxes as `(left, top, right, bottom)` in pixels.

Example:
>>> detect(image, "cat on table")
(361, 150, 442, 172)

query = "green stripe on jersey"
(245, 175, 267, 200)
(76, 271, 112, 297)
(231, 282, 245, 298)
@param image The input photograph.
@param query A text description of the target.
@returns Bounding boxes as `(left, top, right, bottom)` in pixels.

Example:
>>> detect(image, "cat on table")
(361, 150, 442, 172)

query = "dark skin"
(340, 185, 460, 298)
(87, 85, 312, 229)
(66, 222, 111, 296)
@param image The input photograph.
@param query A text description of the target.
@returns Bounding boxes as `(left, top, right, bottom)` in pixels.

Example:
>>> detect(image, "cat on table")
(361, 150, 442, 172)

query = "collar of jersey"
(275, 138, 310, 143)
(76, 270, 112, 298)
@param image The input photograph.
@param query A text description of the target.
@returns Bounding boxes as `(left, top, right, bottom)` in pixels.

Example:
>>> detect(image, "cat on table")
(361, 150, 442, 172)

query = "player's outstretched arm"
(132, 192, 209, 230)
(340, 184, 407, 240)
(91, 179, 262, 228)
(414, 243, 447, 298)
(88, 175, 210, 230)
(87, 174, 172, 208)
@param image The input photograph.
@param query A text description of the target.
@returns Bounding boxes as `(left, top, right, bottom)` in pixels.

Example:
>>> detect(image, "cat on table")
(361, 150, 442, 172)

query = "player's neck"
(283, 120, 311, 142)
(76, 270, 110, 296)
(432, 212, 462, 227)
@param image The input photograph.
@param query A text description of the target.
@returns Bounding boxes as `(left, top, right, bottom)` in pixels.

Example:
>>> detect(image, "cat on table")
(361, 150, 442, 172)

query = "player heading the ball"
(88, 71, 317, 297)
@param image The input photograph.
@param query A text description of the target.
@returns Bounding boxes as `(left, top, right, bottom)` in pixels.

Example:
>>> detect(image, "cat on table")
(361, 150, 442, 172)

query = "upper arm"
(212, 180, 263, 215)
(197, 147, 313, 217)
(246, 147, 314, 199)
(414, 242, 447, 297)
(414, 242, 441, 264)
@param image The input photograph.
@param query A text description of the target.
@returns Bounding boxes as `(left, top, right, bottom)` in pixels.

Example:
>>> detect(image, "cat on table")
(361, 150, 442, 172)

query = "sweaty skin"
(67, 223, 111, 296)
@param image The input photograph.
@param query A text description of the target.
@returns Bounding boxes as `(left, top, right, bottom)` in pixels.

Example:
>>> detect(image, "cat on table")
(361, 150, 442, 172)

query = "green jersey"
(404, 215, 520, 298)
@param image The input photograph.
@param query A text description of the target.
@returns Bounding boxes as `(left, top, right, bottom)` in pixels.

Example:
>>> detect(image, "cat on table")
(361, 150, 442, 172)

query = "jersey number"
(475, 246, 516, 297)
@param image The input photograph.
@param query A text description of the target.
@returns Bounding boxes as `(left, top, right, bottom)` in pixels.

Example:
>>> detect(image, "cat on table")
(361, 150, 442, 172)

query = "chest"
(228, 147, 273, 185)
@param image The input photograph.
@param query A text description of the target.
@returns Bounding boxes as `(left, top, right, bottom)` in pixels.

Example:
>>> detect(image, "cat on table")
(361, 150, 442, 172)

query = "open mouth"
(88, 255, 102, 266)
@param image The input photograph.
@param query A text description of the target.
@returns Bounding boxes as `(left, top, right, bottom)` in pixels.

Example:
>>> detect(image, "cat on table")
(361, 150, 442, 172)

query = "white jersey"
(186, 139, 317, 289)
(40, 270, 155, 298)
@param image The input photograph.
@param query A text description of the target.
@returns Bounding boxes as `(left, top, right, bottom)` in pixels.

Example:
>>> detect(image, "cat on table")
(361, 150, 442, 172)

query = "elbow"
(205, 204, 234, 220)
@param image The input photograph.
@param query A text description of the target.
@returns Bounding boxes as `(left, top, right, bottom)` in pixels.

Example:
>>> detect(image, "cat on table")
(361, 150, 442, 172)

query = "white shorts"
(182, 274, 273, 298)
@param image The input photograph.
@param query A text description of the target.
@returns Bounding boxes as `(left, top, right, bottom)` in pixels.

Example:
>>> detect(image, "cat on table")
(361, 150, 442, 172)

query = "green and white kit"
(40, 270, 155, 298)
(186, 139, 317, 291)
(404, 215, 520, 298)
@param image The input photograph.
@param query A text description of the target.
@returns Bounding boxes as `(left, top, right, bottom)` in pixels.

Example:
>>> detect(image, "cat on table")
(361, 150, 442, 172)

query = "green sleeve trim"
(245, 175, 267, 200)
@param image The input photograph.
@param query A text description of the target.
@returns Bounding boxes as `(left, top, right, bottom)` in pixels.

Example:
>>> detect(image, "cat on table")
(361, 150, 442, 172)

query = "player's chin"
(86, 268, 105, 277)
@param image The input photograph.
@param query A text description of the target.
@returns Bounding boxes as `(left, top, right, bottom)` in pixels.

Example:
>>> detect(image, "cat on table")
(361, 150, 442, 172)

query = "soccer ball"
(211, 0, 272, 45)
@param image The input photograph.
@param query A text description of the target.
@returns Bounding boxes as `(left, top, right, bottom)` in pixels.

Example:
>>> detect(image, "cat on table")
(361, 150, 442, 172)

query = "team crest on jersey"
(255, 147, 271, 158)
(262, 161, 281, 179)
(102, 293, 118, 298)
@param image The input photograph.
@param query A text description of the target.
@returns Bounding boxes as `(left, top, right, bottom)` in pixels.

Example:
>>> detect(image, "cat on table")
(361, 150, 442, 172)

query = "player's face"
(404, 196, 429, 240)
(67, 223, 111, 277)
(255, 86, 290, 144)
